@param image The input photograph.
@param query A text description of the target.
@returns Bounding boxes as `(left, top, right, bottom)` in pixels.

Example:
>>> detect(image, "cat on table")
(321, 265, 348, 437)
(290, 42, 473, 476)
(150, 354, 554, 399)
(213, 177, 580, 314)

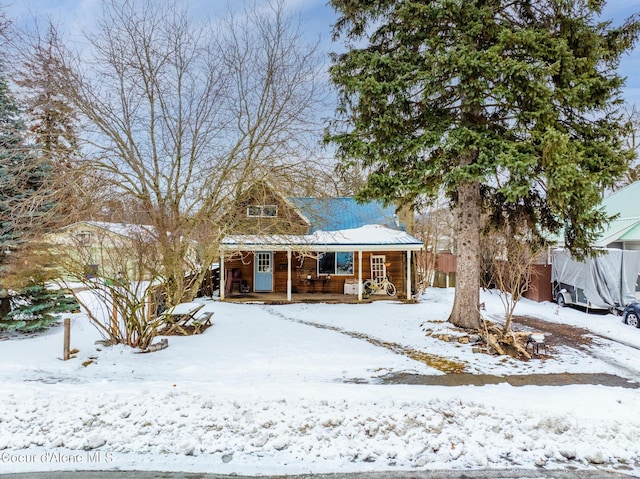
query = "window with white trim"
(256, 252, 272, 273)
(247, 205, 277, 217)
(371, 255, 386, 280)
(318, 252, 354, 275)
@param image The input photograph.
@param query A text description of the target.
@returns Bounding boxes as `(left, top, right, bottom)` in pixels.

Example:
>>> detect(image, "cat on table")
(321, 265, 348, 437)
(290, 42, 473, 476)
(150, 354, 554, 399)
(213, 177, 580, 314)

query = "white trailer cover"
(551, 249, 640, 308)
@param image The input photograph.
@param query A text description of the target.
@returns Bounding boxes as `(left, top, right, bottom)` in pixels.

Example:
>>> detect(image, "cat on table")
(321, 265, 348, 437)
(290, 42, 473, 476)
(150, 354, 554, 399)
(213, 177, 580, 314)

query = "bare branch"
(39, 0, 327, 308)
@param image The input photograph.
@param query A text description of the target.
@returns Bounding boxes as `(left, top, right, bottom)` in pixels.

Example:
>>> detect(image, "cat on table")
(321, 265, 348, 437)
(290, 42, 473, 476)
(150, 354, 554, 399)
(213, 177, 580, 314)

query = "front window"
(247, 205, 278, 217)
(318, 252, 354, 275)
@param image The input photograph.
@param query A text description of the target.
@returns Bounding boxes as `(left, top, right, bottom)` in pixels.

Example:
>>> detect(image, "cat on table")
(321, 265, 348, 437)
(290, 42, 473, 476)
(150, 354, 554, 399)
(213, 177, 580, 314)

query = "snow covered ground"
(0, 288, 639, 476)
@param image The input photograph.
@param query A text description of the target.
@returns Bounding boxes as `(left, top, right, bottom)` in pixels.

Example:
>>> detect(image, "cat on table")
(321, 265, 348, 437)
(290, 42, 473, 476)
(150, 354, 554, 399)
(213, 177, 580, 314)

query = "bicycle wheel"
(385, 282, 396, 296)
(363, 279, 375, 295)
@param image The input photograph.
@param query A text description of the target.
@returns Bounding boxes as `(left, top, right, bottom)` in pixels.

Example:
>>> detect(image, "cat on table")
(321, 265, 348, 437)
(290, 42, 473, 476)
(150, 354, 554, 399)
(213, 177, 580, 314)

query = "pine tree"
(0, 64, 66, 330)
(0, 68, 20, 318)
(0, 67, 53, 253)
(15, 26, 82, 222)
(0, 67, 27, 258)
(18, 28, 79, 166)
(0, 65, 31, 321)
(0, 281, 79, 332)
(327, 0, 640, 329)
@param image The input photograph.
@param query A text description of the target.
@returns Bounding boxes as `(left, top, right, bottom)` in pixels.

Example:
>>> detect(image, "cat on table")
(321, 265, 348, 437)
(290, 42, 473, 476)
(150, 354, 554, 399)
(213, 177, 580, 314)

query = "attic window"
(247, 205, 277, 217)
(76, 231, 93, 246)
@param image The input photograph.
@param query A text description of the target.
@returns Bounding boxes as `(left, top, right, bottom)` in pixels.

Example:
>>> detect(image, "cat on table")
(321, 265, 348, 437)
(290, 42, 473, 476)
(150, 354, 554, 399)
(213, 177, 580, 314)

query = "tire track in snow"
(512, 315, 640, 382)
(261, 305, 466, 374)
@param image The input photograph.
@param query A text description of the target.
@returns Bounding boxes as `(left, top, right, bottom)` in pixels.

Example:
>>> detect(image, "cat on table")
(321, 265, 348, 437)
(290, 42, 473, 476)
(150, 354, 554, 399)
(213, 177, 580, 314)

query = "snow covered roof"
(222, 224, 423, 252)
(59, 221, 156, 241)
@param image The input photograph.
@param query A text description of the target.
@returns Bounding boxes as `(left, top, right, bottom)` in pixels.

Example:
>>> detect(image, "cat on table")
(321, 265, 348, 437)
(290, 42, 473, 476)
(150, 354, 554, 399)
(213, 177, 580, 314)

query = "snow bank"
(1, 383, 638, 474)
(1, 287, 639, 475)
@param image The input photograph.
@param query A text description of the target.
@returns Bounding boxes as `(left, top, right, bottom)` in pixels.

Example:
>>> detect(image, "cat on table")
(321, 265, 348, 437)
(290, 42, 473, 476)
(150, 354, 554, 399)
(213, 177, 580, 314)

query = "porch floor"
(221, 292, 408, 304)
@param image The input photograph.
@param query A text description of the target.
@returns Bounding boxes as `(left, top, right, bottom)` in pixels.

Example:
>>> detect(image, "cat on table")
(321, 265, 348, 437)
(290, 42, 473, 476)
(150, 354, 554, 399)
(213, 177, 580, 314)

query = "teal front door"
(254, 251, 273, 292)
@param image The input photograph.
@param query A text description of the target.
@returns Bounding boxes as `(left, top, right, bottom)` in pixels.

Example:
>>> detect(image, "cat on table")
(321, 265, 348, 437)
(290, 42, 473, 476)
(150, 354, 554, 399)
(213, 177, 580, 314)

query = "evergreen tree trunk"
(449, 178, 482, 329)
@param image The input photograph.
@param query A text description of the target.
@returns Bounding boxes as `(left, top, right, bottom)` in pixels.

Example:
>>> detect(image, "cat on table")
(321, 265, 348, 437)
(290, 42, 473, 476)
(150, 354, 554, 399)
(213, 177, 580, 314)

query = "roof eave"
(220, 243, 424, 252)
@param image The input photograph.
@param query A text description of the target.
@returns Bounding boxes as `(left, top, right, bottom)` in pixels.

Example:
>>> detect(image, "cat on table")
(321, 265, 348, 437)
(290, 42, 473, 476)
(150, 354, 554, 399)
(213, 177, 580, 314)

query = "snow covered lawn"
(0, 288, 639, 475)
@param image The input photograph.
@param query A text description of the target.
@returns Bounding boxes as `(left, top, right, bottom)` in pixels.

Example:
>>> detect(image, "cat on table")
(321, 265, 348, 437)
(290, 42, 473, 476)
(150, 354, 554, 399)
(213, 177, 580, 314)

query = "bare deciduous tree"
(45, 0, 326, 310)
(619, 104, 640, 188)
(413, 197, 454, 290)
(480, 220, 546, 346)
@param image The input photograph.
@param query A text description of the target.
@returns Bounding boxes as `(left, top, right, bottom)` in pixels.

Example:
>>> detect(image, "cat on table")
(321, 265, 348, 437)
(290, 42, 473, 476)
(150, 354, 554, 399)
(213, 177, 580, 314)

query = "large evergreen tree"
(0, 66, 30, 291)
(0, 65, 68, 329)
(0, 65, 26, 317)
(0, 67, 55, 252)
(0, 280, 79, 332)
(15, 26, 82, 223)
(18, 32, 79, 165)
(327, 0, 639, 328)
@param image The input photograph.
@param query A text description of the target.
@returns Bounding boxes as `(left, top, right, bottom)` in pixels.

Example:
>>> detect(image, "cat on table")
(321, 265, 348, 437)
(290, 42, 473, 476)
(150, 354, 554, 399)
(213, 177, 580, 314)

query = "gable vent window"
(77, 231, 93, 246)
(247, 205, 277, 217)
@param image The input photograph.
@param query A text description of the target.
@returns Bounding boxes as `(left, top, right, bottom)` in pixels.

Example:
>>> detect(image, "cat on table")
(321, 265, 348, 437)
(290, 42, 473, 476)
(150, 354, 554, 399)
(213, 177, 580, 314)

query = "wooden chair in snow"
(192, 311, 214, 334)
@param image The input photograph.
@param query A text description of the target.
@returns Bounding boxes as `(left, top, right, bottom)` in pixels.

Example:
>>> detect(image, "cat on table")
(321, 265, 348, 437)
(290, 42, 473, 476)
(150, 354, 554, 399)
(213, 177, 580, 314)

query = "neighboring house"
(48, 221, 157, 281)
(550, 181, 640, 250)
(546, 182, 640, 309)
(593, 181, 640, 249)
(219, 184, 423, 301)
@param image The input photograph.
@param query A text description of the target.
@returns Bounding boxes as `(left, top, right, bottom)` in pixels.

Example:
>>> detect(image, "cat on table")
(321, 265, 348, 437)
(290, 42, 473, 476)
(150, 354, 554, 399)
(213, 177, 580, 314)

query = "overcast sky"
(4, 0, 639, 106)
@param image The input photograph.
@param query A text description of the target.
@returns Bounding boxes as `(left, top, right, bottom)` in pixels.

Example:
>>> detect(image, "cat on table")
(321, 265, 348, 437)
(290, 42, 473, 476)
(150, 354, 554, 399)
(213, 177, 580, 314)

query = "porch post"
(406, 250, 412, 300)
(220, 253, 225, 301)
(287, 249, 292, 302)
(358, 250, 363, 301)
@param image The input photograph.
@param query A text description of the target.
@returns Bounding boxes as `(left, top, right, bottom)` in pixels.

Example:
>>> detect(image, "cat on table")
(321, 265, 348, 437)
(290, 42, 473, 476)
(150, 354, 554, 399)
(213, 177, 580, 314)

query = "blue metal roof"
(289, 198, 401, 232)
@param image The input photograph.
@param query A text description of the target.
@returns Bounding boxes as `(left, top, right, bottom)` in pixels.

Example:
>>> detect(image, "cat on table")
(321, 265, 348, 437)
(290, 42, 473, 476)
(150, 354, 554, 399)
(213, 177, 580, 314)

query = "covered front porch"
(220, 292, 409, 304)
(219, 225, 424, 303)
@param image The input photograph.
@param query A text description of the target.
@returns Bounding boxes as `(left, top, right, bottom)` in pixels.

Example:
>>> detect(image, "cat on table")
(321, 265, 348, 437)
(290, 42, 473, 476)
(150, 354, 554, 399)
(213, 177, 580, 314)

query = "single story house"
(593, 181, 640, 249)
(220, 224, 423, 301)
(48, 220, 157, 281)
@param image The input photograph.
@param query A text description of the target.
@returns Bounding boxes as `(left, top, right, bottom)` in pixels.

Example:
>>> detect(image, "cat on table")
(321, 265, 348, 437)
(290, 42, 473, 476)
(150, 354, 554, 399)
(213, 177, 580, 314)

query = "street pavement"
(0, 469, 638, 479)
